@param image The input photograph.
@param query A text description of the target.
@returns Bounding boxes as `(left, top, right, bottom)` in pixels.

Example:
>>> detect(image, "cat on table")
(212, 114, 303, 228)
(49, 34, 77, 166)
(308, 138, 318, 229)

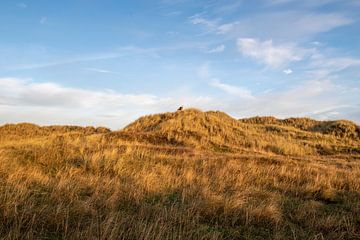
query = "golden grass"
(0, 109, 359, 239)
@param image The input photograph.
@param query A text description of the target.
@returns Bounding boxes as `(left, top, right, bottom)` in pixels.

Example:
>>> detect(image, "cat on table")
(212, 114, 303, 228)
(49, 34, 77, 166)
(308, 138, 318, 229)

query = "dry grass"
(0, 109, 359, 239)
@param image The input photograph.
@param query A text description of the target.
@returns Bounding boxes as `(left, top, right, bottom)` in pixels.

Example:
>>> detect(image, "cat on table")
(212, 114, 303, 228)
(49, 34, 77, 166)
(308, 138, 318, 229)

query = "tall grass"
(0, 110, 359, 239)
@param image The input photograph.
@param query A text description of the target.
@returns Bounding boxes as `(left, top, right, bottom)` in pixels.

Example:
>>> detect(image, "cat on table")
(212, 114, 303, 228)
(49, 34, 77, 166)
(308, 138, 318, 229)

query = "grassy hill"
(0, 109, 359, 239)
(124, 108, 360, 155)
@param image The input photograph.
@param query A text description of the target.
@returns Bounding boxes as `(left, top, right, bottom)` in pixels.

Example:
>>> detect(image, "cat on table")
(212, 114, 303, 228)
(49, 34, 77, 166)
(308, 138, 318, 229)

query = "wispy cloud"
(292, 13, 352, 35)
(310, 54, 360, 72)
(210, 78, 254, 99)
(237, 38, 304, 68)
(306, 53, 360, 79)
(5, 45, 206, 71)
(191, 11, 352, 40)
(207, 44, 225, 53)
(188, 14, 232, 35)
(6, 46, 159, 71)
(217, 21, 240, 35)
(188, 14, 220, 30)
(10, 53, 122, 70)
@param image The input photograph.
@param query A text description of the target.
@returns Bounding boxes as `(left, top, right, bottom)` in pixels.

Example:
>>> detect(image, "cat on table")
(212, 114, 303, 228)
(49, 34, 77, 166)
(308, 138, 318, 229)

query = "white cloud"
(222, 79, 360, 123)
(0, 78, 216, 128)
(210, 79, 254, 99)
(207, 44, 225, 53)
(1, 77, 359, 127)
(283, 69, 293, 74)
(237, 38, 303, 68)
(0, 78, 160, 108)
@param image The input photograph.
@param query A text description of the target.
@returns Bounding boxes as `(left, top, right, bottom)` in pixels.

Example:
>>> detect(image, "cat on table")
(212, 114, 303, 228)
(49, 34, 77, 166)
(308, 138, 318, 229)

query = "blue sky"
(0, 0, 359, 128)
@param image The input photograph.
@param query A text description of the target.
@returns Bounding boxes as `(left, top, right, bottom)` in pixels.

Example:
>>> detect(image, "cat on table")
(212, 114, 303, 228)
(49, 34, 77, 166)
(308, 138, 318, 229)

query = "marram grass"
(0, 109, 359, 239)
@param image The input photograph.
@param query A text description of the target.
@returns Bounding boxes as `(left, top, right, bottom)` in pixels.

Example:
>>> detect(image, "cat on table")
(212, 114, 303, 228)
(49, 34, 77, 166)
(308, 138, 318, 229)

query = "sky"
(0, 0, 360, 129)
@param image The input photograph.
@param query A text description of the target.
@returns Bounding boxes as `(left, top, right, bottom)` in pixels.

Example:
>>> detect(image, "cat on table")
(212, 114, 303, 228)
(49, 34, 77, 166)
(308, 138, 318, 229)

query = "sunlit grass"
(0, 109, 359, 239)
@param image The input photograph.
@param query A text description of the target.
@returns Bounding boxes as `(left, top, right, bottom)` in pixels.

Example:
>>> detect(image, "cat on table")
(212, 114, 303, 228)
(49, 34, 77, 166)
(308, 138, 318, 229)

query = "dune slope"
(0, 109, 359, 239)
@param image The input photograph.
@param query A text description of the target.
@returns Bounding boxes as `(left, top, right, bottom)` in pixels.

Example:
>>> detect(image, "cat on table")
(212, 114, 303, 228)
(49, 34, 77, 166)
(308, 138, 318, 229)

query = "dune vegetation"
(0, 108, 359, 239)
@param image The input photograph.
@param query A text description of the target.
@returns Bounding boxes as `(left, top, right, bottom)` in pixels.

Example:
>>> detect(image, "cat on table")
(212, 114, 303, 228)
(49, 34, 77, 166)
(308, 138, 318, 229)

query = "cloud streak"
(210, 79, 254, 99)
(83, 68, 118, 74)
(4, 45, 207, 71)
(190, 11, 352, 40)
(197, 63, 254, 99)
